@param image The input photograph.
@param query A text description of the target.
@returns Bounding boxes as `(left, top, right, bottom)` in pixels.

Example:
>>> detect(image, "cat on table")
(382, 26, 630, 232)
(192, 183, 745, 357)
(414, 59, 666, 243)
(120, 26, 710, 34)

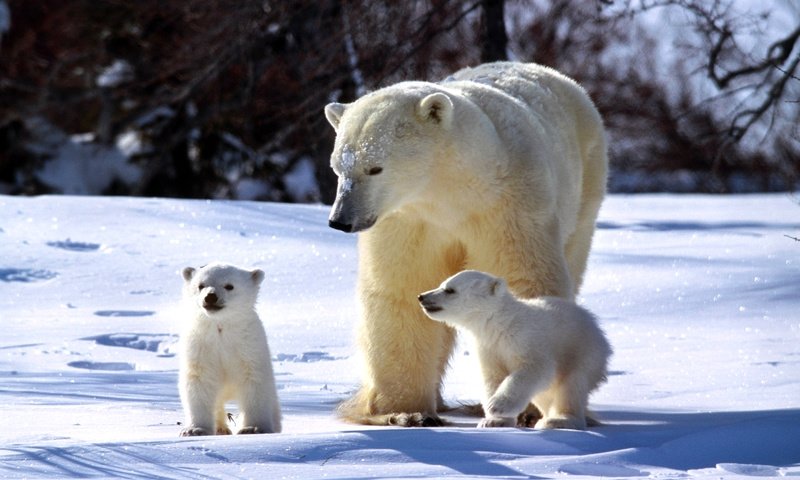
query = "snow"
(283, 157, 321, 202)
(234, 178, 271, 201)
(336, 145, 357, 195)
(1, 193, 799, 479)
(96, 60, 134, 88)
(340, 145, 357, 176)
(28, 119, 143, 195)
(0, 0, 9, 38)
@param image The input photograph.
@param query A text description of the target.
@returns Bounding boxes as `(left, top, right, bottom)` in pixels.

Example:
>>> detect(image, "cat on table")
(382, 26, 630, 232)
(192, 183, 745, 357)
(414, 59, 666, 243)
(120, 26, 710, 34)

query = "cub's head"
(182, 262, 265, 315)
(418, 270, 507, 326)
(324, 83, 455, 233)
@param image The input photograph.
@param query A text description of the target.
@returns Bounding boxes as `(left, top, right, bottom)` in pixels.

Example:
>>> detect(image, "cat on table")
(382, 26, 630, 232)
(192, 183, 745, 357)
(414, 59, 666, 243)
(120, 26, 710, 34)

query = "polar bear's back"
(443, 62, 603, 135)
(442, 62, 607, 244)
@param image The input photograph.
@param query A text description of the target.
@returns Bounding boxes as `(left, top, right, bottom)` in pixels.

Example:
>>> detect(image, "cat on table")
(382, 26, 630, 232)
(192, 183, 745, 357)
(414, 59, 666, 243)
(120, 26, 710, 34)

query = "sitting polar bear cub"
(419, 270, 611, 430)
(178, 262, 281, 436)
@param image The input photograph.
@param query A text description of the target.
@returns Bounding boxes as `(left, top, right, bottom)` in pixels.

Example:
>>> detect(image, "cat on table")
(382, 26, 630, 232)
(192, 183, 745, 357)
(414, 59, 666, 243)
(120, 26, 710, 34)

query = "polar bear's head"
(182, 262, 265, 316)
(418, 270, 507, 326)
(324, 83, 454, 233)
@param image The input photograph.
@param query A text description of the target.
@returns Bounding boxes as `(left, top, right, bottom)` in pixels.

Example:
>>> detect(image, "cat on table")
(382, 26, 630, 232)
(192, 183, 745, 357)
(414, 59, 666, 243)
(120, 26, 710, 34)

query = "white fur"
(325, 62, 608, 426)
(178, 262, 281, 436)
(419, 270, 611, 430)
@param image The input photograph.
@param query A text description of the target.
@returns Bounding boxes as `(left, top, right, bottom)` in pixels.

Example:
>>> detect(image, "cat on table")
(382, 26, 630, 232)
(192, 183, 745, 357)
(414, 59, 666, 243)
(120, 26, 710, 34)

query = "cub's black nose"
(329, 219, 353, 233)
(205, 292, 218, 304)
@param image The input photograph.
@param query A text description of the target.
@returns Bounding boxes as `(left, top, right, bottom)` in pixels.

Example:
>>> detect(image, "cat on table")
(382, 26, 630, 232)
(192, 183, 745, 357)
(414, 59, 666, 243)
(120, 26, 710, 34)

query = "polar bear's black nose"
(205, 292, 218, 304)
(329, 219, 353, 233)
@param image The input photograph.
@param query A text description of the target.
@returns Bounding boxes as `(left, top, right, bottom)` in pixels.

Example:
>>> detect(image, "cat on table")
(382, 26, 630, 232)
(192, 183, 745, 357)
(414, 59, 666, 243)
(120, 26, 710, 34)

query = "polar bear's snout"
(328, 194, 376, 233)
(328, 210, 376, 233)
(328, 218, 353, 233)
(328, 195, 356, 233)
(418, 292, 443, 313)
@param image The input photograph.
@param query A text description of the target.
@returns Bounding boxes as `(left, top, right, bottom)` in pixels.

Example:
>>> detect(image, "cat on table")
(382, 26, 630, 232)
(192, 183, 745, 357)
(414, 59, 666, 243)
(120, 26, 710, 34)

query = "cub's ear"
(251, 269, 265, 285)
(182, 267, 196, 282)
(417, 92, 453, 127)
(489, 278, 505, 296)
(324, 103, 347, 131)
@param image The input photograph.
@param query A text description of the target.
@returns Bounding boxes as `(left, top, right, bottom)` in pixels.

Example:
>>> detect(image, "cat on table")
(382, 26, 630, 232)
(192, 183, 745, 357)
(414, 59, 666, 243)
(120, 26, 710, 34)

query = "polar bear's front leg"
(357, 289, 455, 424)
(338, 222, 461, 426)
(495, 217, 574, 300)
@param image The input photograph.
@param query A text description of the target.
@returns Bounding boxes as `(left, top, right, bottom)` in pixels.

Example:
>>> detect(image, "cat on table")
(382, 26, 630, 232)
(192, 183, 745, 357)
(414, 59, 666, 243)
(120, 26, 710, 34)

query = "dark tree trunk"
(480, 0, 508, 62)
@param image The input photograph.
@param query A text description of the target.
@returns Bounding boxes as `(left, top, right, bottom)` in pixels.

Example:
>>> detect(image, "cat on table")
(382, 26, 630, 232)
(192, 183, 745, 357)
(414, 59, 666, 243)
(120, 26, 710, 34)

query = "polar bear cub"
(419, 270, 611, 430)
(178, 262, 281, 436)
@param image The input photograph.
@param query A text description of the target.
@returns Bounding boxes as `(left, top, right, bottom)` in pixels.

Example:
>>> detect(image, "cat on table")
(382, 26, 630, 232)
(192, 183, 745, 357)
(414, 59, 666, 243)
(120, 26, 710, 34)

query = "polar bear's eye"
(198, 283, 205, 291)
(444, 288, 455, 294)
(367, 166, 383, 176)
(224, 284, 234, 291)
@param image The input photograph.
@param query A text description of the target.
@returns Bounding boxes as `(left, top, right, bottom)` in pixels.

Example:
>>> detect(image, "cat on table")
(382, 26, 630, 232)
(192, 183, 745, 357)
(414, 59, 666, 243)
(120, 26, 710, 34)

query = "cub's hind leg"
(536, 373, 589, 430)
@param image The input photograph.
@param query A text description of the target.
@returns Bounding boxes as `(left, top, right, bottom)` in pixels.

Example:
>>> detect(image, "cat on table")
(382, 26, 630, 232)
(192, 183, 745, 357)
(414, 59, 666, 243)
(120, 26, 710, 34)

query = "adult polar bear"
(324, 62, 607, 426)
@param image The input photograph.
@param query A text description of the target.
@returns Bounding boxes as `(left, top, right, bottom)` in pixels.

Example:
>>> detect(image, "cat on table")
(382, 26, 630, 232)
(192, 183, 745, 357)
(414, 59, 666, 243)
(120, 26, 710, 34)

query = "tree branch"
(710, 24, 800, 89)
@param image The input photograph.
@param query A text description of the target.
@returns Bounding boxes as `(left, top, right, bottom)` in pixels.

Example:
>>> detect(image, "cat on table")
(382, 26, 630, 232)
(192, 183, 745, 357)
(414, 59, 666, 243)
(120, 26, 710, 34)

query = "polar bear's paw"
(237, 426, 275, 434)
(387, 412, 445, 427)
(478, 416, 515, 428)
(179, 426, 212, 437)
(516, 404, 543, 427)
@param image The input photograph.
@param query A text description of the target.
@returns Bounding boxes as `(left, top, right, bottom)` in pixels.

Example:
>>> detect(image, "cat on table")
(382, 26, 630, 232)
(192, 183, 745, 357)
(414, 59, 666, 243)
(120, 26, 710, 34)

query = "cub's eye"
(444, 288, 455, 294)
(198, 283, 205, 291)
(367, 166, 383, 176)
(224, 284, 234, 291)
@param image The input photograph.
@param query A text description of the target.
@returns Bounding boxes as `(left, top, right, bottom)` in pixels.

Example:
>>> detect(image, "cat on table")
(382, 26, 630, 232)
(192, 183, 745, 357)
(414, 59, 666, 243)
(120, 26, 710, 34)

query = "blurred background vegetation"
(1, 0, 798, 202)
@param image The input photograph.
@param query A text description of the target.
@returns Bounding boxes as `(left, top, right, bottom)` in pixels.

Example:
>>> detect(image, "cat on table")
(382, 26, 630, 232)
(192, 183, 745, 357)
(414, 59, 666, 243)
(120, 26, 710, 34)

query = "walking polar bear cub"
(178, 262, 281, 436)
(419, 270, 611, 430)
(325, 61, 608, 426)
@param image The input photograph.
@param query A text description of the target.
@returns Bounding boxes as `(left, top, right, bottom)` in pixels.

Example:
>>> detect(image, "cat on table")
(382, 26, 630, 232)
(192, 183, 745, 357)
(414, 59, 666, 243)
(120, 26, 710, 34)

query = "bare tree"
(603, 0, 799, 187)
(2, 0, 796, 198)
(1, 0, 486, 199)
(480, 0, 509, 62)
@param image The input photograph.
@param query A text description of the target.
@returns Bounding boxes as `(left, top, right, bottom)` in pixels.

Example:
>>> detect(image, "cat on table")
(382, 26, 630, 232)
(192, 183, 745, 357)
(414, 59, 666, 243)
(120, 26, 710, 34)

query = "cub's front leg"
(179, 369, 220, 437)
(479, 363, 554, 428)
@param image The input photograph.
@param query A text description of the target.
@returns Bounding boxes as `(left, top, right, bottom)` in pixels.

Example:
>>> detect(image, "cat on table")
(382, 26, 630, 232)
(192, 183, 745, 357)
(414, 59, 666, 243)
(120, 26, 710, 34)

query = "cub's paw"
(478, 417, 515, 428)
(180, 427, 211, 437)
(536, 416, 585, 430)
(485, 395, 520, 419)
(216, 426, 232, 435)
(388, 412, 445, 427)
(237, 426, 275, 434)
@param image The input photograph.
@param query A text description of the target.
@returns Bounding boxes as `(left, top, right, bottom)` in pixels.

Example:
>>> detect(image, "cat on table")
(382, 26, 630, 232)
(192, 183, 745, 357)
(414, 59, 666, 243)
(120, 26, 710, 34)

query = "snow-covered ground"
(1, 194, 798, 479)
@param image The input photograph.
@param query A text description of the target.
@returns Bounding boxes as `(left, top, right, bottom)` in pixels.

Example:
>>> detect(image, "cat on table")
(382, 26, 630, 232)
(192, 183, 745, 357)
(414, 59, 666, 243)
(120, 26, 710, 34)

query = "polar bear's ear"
(325, 103, 347, 131)
(417, 92, 453, 127)
(251, 269, 265, 285)
(182, 267, 196, 282)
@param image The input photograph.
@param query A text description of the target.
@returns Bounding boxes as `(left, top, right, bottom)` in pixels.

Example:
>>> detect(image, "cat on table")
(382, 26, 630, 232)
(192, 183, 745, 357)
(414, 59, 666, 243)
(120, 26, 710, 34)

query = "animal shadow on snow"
(425, 408, 800, 475)
(597, 220, 800, 234)
(586, 409, 800, 471)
